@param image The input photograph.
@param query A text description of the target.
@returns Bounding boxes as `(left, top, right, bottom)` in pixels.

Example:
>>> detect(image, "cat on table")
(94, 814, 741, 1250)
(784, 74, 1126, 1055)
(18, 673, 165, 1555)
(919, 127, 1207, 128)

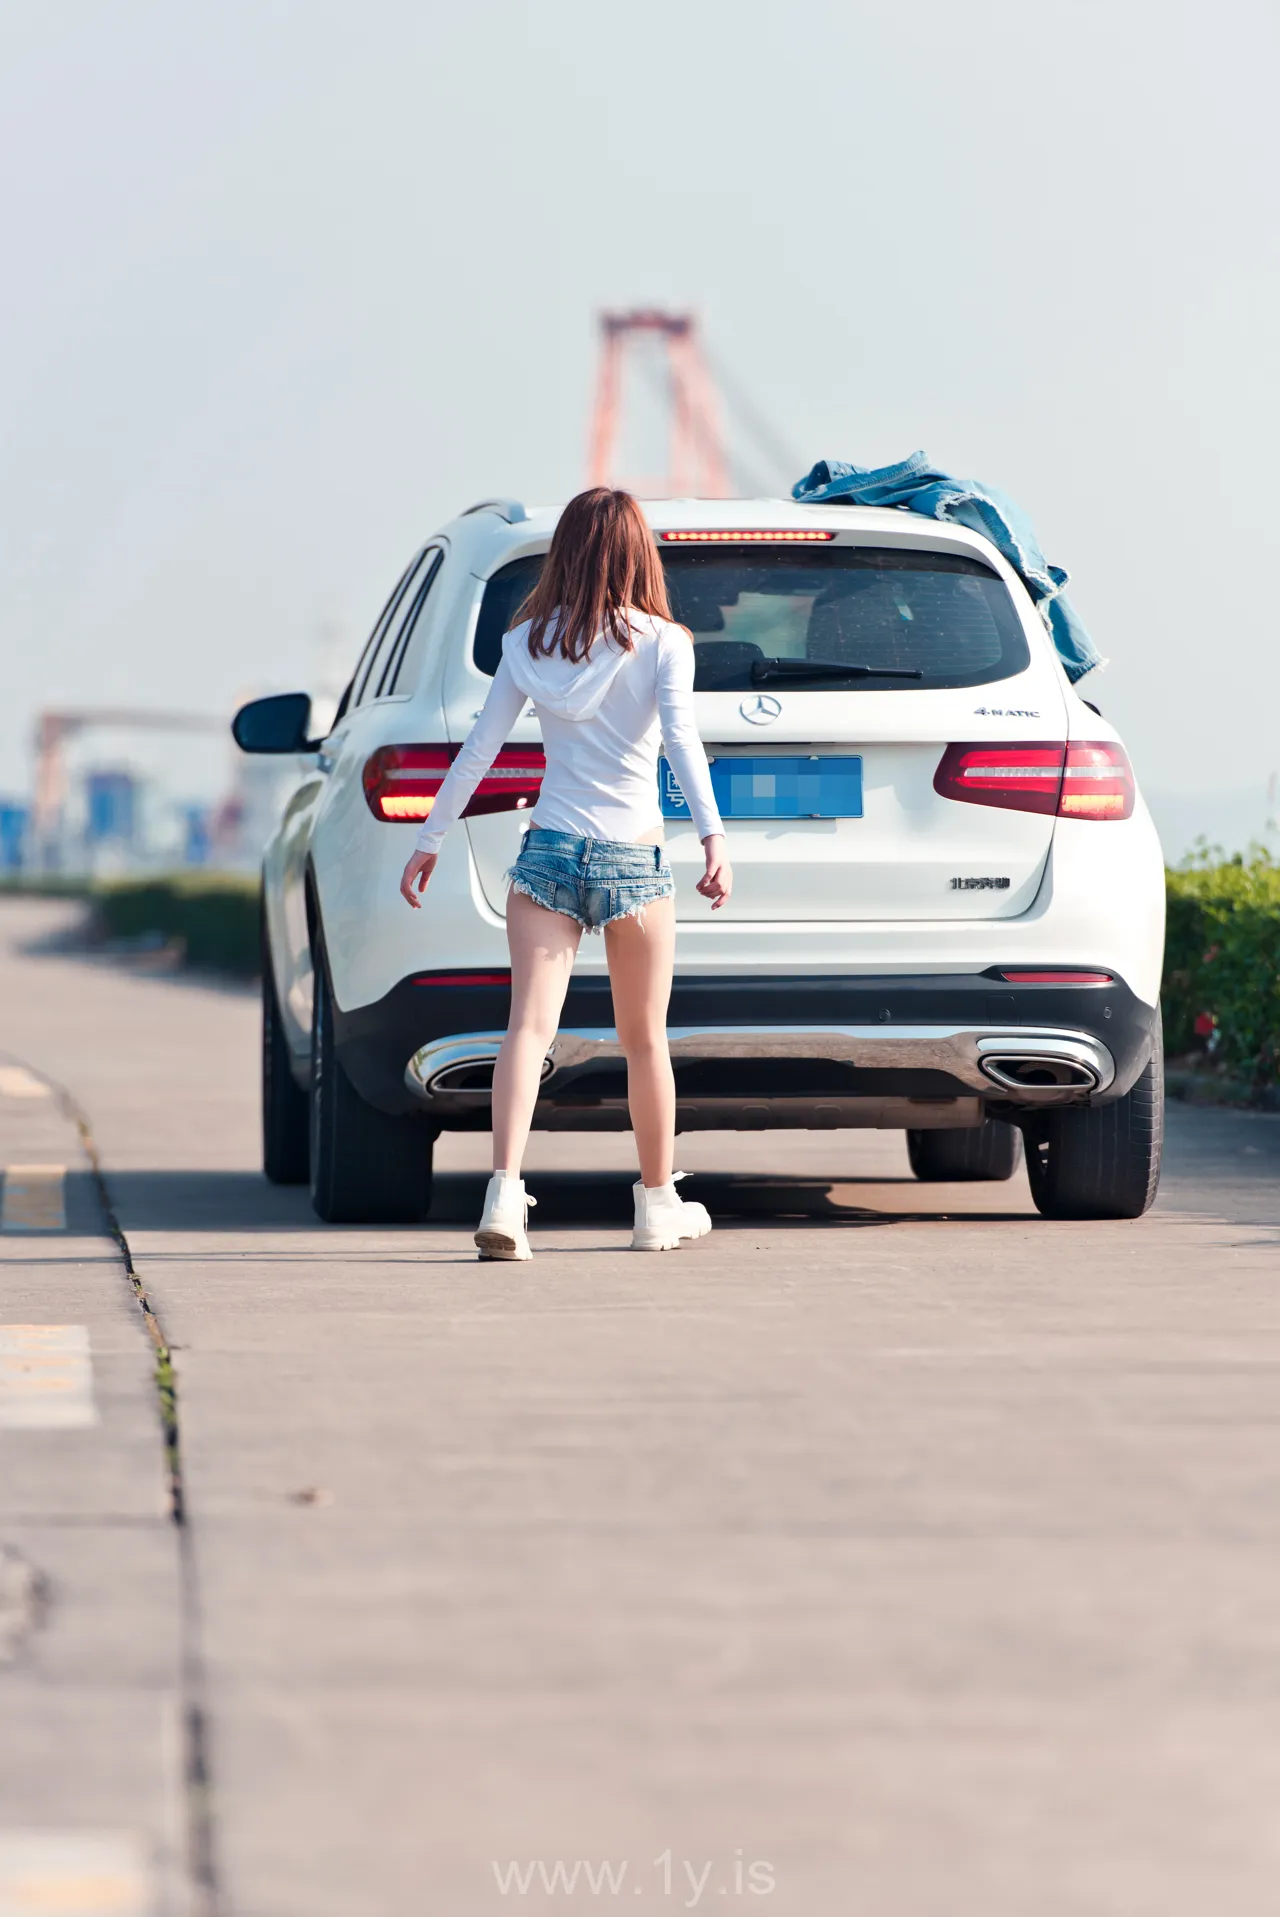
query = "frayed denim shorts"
(506, 827, 674, 932)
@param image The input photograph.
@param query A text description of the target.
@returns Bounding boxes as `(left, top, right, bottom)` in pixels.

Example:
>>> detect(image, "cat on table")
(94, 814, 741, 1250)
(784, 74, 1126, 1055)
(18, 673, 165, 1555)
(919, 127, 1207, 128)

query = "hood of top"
(502, 619, 635, 721)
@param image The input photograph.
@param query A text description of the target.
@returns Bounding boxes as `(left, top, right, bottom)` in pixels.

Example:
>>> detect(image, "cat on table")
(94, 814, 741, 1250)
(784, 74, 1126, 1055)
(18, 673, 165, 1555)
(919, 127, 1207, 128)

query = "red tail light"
(363, 745, 544, 822)
(933, 742, 1065, 815)
(1057, 742, 1136, 821)
(933, 741, 1134, 821)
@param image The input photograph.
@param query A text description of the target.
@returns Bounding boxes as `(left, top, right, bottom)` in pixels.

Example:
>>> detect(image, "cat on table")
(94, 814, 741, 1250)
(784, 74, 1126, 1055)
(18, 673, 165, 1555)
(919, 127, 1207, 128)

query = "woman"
(399, 488, 731, 1260)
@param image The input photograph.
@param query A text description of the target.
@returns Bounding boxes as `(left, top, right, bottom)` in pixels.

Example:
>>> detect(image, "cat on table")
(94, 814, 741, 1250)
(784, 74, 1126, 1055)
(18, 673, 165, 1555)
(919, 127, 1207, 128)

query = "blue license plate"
(659, 755, 863, 820)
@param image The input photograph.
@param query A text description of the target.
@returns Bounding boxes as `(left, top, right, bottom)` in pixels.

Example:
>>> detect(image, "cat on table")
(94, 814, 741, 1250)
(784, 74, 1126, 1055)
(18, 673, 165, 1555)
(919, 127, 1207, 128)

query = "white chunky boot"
(630, 1173, 712, 1253)
(474, 1172, 536, 1261)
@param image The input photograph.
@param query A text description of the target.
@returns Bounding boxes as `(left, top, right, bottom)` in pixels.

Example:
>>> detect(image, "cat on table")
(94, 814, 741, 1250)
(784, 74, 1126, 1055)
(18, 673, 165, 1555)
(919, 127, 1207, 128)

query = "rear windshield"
(473, 546, 1030, 690)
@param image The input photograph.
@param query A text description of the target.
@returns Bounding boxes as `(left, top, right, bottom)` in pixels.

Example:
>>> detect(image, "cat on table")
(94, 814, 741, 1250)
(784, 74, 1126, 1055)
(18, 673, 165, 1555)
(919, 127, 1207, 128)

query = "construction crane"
(587, 310, 731, 498)
(32, 708, 226, 863)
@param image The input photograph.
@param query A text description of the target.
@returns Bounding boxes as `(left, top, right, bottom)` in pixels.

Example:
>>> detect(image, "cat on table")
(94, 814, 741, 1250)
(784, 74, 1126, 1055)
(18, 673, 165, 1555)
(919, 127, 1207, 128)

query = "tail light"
(933, 741, 1135, 821)
(1057, 742, 1136, 820)
(363, 745, 544, 822)
(933, 743, 1064, 815)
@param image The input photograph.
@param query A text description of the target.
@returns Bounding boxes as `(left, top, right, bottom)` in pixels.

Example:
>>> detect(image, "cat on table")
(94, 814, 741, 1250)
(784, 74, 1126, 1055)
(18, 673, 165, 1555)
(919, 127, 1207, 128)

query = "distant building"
(84, 769, 140, 848)
(0, 801, 27, 872)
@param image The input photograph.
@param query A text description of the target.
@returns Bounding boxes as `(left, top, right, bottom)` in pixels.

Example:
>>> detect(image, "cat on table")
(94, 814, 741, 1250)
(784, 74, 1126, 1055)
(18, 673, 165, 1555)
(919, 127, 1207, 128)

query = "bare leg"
(491, 889, 581, 1175)
(603, 896, 677, 1188)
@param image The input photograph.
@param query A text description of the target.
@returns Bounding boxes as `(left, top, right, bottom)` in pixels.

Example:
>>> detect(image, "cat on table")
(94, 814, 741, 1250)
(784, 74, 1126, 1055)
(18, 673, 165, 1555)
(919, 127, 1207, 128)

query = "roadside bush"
(1163, 850, 1280, 1093)
(93, 873, 260, 976)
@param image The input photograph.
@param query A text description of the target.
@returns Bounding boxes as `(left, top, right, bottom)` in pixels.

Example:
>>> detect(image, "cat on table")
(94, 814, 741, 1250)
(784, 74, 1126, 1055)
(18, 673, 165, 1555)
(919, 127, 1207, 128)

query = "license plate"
(659, 755, 863, 820)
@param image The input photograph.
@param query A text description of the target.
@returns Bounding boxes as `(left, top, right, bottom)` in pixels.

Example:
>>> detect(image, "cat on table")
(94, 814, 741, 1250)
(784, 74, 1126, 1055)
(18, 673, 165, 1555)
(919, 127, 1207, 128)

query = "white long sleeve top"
(414, 610, 724, 855)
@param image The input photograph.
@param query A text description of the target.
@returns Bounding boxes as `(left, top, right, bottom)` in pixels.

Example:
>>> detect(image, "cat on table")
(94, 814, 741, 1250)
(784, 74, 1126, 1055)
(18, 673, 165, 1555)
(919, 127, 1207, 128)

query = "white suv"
(235, 495, 1166, 1226)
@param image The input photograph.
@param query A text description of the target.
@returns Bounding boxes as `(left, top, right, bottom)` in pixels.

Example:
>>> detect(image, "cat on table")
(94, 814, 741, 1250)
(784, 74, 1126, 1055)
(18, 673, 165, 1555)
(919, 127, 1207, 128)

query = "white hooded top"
(413, 610, 723, 855)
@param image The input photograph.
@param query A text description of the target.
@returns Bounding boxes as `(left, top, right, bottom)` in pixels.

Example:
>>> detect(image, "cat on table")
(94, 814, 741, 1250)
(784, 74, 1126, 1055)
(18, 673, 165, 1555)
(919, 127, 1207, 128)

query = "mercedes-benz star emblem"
(740, 693, 782, 725)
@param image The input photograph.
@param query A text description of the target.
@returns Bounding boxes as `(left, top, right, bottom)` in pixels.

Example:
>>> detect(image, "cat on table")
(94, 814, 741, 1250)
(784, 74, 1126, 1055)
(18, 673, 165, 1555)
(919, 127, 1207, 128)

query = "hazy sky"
(2, 0, 1276, 852)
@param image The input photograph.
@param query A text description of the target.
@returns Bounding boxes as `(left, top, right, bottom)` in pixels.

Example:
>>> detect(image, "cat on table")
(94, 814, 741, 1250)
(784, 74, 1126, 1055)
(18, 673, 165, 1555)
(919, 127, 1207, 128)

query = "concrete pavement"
(2, 898, 1279, 1916)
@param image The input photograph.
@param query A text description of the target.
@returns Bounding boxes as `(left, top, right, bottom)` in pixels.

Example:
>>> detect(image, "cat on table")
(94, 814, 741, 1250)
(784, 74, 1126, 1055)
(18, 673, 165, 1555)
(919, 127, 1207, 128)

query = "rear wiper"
(750, 657, 924, 684)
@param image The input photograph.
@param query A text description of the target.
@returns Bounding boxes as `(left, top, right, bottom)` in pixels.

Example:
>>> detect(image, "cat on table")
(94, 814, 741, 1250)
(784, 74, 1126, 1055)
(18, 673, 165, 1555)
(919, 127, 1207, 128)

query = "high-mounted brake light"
(933, 741, 1135, 821)
(659, 529, 836, 543)
(363, 745, 544, 822)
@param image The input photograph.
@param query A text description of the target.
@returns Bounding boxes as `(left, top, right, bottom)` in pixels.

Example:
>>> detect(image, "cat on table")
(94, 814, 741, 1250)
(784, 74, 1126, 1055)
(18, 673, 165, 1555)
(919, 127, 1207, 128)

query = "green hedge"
(93, 874, 260, 976)
(1163, 851, 1280, 1093)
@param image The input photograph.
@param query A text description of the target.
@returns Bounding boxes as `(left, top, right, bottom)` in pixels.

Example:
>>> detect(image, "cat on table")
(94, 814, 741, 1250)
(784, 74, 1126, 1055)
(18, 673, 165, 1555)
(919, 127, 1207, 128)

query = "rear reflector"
(999, 970, 1114, 985)
(659, 528, 836, 543)
(412, 970, 512, 988)
(363, 745, 544, 821)
(933, 741, 1135, 821)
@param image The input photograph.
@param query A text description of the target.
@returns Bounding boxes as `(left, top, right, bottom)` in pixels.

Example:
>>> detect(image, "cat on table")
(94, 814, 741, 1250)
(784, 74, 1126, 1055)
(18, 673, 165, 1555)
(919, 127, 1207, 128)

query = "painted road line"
(0, 1165, 66, 1232)
(0, 1067, 50, 1100)
(0, 1326, 97, 1430)
(0, 1829, 152, 1915)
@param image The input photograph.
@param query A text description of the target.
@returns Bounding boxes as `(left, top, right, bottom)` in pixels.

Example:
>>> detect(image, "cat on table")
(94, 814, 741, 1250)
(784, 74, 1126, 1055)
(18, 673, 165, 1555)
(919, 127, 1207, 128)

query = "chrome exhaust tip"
(406, 1034, 553, 1100)
(975, 1032, 1112, 1098)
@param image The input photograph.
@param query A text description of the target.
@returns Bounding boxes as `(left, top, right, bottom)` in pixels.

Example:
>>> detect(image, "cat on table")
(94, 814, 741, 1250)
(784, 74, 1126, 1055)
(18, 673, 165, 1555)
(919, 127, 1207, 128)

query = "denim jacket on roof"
(791, 451, 1103, 684)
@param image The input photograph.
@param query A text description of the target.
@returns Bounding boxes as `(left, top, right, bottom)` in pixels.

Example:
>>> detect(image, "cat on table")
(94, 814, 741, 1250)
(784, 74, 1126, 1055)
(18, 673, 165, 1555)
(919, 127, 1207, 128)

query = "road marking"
(0, 1067, 50, 1100)
(0, 1830, 151, 1915)
(0, 1166, 66, 1232)
(0, 1326, 97, 1430)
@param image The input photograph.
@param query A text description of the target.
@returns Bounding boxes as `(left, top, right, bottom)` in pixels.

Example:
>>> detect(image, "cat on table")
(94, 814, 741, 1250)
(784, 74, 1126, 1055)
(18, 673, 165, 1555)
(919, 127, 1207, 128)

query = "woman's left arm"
(656, 624, 732, 909)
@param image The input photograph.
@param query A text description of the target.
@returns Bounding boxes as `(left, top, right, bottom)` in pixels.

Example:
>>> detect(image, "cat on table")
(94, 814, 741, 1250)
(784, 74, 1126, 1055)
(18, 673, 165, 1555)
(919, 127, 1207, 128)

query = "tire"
(309, 943, 436, 1224)
(1024, 1020, 1164, 1221)
(907, 1119, 1022, 1182)
(262, 915, 310, 1186)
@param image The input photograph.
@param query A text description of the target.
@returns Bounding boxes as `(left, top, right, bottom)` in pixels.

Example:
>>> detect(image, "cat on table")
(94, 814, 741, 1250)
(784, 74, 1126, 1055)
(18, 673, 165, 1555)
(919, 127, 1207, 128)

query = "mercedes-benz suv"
(235, 494, 1166, 1225)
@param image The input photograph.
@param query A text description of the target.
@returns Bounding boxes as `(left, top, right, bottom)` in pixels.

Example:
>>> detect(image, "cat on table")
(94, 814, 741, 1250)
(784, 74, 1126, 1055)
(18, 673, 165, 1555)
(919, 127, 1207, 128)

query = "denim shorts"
(506, 827, 674, 932)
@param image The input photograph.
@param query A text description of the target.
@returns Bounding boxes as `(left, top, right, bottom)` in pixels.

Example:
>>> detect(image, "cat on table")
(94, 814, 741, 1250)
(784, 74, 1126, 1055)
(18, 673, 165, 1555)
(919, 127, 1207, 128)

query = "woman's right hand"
(696, 834, 732, 910)
(399, 850, 438, 908)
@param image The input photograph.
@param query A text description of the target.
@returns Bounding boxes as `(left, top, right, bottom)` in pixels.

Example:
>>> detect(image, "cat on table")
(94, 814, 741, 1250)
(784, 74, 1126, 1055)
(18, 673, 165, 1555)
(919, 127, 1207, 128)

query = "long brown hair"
(514, 487, 673, 663)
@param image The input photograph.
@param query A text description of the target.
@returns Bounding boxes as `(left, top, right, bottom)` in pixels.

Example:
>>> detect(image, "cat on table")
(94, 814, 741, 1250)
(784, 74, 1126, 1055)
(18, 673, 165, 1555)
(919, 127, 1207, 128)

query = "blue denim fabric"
(506, 828, 674, 932)
(791, 452, 1103, 684)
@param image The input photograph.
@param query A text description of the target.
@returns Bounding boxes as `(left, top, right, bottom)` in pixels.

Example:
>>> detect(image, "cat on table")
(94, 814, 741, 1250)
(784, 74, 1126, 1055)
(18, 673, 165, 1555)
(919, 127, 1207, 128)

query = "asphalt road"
(2, 896, 1279, 1917)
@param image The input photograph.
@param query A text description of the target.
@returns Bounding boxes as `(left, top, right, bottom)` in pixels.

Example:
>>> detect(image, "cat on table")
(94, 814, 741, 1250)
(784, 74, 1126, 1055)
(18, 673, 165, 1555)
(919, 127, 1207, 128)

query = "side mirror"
(231, 693, 316, 754)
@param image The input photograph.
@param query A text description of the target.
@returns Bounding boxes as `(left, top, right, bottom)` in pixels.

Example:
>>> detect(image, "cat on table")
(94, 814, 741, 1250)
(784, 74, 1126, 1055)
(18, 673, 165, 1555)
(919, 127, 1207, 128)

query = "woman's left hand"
(399, 850, 438, 908)
(696, 834, 733, 910)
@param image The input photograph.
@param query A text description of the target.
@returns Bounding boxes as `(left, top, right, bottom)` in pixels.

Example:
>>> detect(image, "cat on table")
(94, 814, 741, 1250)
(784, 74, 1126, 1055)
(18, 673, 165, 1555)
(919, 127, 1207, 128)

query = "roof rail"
(461, 497, 528, 524)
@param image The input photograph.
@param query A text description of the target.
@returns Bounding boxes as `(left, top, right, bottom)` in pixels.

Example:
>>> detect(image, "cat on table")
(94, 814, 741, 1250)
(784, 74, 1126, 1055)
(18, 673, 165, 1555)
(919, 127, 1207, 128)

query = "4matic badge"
(973, 707, 1040, 718)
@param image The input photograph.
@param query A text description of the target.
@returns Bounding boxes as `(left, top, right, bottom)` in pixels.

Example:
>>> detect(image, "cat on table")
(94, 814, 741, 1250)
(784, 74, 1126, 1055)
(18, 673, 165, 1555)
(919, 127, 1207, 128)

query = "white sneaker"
(630, 1173, 712, 1252)
(474, 1173, 536, 1260)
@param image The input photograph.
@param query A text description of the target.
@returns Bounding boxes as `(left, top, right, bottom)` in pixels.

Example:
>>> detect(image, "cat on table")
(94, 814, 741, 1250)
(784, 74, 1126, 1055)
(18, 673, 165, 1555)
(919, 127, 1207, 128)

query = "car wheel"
(1024, 1018, 1164, 1221)
(906, 1119, 1022, 1182)
(262, 913, 310, 1186)
(309, 942, 435, 1224)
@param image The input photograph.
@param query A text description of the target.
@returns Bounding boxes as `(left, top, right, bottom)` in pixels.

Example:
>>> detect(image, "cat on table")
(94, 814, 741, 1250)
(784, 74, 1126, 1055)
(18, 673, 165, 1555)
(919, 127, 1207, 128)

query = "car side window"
(382, 547, 446, 696)
(351, 550, 430, 709)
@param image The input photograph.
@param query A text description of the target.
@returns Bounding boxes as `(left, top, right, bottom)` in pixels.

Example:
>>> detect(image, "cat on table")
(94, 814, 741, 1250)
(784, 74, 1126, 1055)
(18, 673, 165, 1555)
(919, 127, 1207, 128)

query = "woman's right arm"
(399, 654, 527, 907)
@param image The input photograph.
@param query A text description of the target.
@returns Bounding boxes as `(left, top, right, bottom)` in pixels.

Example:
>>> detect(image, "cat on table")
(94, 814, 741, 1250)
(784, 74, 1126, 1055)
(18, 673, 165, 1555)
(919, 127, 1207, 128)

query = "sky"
(1, 0, 1277, 856)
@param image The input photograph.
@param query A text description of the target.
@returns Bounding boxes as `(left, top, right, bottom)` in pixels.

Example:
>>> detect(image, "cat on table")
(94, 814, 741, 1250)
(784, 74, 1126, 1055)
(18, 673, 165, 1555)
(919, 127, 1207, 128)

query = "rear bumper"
(334, 970, 1159, 1126)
